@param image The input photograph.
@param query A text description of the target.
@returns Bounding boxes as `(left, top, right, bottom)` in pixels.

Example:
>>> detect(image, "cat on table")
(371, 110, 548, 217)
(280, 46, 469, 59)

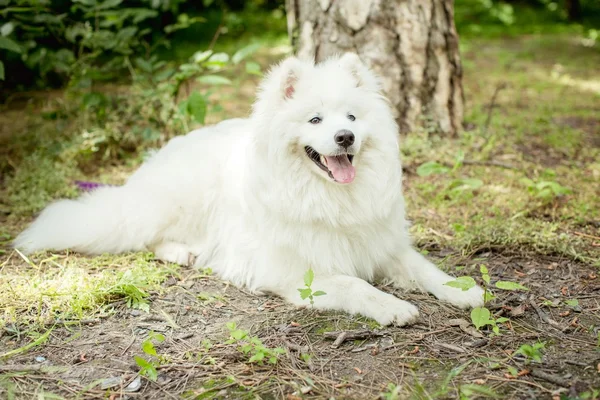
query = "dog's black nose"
(334, 130, 355, 148)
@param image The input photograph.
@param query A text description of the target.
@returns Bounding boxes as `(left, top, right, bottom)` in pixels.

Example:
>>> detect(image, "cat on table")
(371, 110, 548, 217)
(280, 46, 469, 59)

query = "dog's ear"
(276, 56, 305, 100)
(338, 52, 380, 92)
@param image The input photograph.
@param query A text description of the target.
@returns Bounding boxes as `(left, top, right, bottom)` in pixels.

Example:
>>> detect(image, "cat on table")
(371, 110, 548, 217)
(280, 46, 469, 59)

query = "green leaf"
(134, 356, 158, 381)
(298, 288, 312, 300)
(416, 161, 450, 177)
(483, 291, 496, 303)
(444, 276, 476, 291)
(495, 281, 529, 291)
(192, 50, 213, 63)
(471, 307, 492, 329)
(240, 344, 252, 354)
(205, 52, 229, 68)
(149, 332, 165, 342)
(479, 265, 488, 275)
(186, 92, 207, 124)
(482, 274, 490, 284)
(304, 268, 314, 287)
(1, 22, 15, 37)
(249, 352, 264, 363)
(448, 178, 484, 193)
(0, 61, 4, 81)
(245, 61, 262, 76)
(0, 36, 21, 53)
(232, 43, 261, 64)
(142, 340, 157, 357)
(196, 75, 232, 85)
(565, 299, 579, 307)
(134, 57, 153, 73)
(231, 329, 247, 340)
(312, 291, 326, 296)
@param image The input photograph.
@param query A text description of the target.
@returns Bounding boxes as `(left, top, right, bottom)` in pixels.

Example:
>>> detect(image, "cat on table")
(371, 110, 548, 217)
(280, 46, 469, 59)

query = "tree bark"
(285, 0, 464, 135)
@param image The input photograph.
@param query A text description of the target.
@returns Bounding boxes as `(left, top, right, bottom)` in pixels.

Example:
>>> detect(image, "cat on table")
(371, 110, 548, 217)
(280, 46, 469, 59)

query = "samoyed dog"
(14, 53, 483, 326)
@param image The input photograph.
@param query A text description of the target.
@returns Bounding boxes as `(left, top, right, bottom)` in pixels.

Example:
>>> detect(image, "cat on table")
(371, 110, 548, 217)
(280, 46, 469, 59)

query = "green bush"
(0, 0, 200, 92)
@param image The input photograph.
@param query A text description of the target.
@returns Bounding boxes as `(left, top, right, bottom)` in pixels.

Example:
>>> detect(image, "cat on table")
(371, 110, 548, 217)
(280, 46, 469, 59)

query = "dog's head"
(252, 53, 398, 186)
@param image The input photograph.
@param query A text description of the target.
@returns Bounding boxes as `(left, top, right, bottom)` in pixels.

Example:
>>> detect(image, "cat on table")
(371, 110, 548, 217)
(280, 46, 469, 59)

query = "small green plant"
(298, 268, 326, 306)
(134, 331, 165, 381)
(564, 299, 579, 307)
(106, 269, 153, 312)
(380, 383, 401, 400)
(521, 178, 572, 203)
(514, 342, 546, 364)
(445, 265, 528, 335)
(458, 383, 498, 399)
(300, 353, 313, 364)
(225, 322, 285, 365)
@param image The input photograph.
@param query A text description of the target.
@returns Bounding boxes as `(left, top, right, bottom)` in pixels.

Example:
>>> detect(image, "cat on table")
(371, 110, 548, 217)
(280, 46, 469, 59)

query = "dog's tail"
(13, 185, 162, 255)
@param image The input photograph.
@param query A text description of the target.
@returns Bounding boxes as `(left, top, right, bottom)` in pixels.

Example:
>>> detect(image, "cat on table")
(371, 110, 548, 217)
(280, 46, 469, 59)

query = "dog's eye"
(309, 117, 322, 124)
(347, 114, 356, 122)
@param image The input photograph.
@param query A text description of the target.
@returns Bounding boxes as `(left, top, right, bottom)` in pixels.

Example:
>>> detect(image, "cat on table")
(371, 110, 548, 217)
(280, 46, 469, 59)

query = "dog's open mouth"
(305, 146, 356, 184)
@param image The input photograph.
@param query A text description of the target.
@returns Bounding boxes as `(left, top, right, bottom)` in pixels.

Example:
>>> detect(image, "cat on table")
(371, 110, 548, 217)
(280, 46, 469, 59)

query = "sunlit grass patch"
(0, 251, 178, 329)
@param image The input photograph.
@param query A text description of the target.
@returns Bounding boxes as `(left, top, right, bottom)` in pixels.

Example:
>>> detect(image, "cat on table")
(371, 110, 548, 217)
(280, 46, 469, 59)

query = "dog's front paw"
(436, 285, 485, 309)
(368, 295, 420, 326)
(153, 242, 196, 267)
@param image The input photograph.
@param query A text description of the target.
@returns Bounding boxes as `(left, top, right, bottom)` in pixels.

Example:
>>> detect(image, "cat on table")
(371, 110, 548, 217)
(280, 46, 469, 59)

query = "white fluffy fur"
(14, 53, 484, 325)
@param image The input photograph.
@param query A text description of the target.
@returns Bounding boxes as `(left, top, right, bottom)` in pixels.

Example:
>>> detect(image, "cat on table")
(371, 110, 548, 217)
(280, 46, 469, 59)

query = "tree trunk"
(285, 0, 464, 135)
(566, 0, 581, 22)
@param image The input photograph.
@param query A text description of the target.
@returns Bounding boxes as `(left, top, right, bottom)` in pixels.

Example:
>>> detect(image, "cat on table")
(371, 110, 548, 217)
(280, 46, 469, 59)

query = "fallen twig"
(530, 369, 572, 388)
(485, 375, 552, 393)
(528, 299, 563, 329)
(572, 231, 600, 241)
(323, 329, 385, 348)
(284, 340, 308, 353)
(44, 318, 101, 326)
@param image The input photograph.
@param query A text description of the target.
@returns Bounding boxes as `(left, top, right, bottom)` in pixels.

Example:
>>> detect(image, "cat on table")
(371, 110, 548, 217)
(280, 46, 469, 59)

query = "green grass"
(0, 252, 179, 329)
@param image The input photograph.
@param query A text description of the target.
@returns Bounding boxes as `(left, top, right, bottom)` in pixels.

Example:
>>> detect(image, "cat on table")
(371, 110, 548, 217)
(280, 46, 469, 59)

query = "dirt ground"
(1, 250, 599, 399)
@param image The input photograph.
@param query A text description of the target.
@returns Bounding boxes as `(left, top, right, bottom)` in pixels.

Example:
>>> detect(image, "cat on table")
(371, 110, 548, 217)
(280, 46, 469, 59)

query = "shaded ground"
(1, 252, 599, 399)
(1, 34, 600, 399)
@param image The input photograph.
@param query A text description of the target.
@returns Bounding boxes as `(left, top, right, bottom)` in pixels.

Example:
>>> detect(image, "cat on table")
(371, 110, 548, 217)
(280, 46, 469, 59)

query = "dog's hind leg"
(383, 247, 484, 309)
(152, 241, 196, 266)
(270, 274, 420, 326)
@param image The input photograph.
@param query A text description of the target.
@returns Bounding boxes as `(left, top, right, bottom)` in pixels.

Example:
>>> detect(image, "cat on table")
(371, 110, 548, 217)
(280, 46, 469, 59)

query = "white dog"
(14, 53, 483, 325)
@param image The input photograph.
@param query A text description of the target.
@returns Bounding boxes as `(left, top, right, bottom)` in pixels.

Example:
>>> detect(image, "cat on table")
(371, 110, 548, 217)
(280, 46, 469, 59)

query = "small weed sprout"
(520, 177, 572, 203)
(380, 383, 401, 400)
(514, 342, 546, 364)
(298, 268, 326, 306)
(226, 322, 285, 365)
(445, 264, 529, 335)
(134, 331, 165, 381)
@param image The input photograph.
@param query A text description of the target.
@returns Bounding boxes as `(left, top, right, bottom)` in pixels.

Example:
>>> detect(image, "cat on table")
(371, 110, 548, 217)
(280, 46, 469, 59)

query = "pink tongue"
(324, 155, 356, 183)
